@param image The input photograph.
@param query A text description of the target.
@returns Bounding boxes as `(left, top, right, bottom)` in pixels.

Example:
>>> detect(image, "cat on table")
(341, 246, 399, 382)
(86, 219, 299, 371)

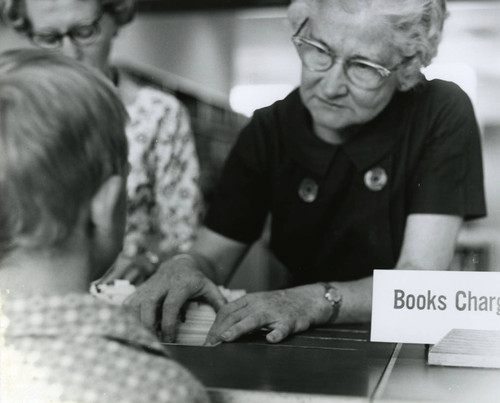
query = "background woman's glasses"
(28, 14, 103, 49)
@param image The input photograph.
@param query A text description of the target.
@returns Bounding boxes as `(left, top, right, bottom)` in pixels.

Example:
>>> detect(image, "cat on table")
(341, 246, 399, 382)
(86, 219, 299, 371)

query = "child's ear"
(88, 175, 126, 279)
(90, 175, 124, 233)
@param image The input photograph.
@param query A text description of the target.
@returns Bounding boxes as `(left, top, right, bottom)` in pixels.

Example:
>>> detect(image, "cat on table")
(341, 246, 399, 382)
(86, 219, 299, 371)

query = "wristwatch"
(319, 282, 343, 323)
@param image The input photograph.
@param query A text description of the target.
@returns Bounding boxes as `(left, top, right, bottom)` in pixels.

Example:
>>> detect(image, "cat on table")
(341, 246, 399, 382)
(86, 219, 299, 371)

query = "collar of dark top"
(284, 88, 407, 176)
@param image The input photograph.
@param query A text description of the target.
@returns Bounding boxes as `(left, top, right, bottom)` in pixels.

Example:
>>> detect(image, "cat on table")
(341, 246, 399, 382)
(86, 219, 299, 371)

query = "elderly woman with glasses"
(128, 0, 486, 344)
(1, 0, 203, 283)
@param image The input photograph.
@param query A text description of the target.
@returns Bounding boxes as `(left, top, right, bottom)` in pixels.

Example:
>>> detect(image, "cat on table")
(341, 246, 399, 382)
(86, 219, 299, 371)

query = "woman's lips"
(317, 97, 347, 109)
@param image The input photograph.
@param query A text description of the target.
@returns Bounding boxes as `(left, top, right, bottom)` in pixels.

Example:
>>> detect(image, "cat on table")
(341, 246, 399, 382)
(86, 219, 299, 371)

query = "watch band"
(319, 282, 343, 323)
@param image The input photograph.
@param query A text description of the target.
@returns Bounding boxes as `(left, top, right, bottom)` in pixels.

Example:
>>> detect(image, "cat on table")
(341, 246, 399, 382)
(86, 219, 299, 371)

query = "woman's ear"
(396, 57, 423, 92)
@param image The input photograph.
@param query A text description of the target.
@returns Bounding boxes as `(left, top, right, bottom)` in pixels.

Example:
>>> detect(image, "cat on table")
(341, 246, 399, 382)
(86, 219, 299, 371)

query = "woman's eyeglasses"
(292, 18, 404, 90)
(28, 14, 103, 49)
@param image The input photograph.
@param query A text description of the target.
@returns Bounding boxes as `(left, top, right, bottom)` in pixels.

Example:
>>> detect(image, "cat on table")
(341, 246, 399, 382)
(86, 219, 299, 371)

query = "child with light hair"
(0, 48, 209, 403)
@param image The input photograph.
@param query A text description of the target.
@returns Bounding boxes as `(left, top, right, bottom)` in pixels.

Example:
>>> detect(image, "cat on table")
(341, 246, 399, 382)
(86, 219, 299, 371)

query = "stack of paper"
(176, 288, 246, 345)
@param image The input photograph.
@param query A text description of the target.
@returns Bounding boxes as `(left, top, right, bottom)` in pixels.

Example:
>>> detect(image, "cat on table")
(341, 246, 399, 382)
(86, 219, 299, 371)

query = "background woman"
(1, 0, 203, 282)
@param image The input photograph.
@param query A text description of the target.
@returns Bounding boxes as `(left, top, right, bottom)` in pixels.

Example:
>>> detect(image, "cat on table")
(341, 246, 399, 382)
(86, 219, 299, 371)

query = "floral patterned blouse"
(123, 86, 202, 259)
(0, 293, 209, 403)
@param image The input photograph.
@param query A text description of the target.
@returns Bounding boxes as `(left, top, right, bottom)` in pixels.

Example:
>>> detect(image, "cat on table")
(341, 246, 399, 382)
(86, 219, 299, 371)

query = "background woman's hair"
(0, 0, 137, 34)
(0, 49, 128, 257)
(288, 0, 448, 90)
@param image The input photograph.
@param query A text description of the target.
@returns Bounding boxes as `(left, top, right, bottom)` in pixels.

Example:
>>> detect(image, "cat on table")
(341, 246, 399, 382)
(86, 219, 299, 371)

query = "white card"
(371, 269, 500, 344)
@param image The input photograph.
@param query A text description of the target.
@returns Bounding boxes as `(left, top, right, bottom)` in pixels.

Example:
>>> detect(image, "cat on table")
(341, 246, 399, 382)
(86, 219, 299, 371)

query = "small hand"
(205, 284, 332, 345)
(98, 253, 158, 286)
(125, 254, 226, 342)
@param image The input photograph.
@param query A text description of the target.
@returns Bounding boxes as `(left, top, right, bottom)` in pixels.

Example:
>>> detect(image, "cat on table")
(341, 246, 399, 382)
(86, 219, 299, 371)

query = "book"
(428, 328, 500, 369)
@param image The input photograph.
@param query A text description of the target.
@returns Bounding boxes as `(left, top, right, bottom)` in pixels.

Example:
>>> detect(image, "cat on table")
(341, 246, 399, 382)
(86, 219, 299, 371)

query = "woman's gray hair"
(1, 0, 137, 34)
(288, 0, 448, 90)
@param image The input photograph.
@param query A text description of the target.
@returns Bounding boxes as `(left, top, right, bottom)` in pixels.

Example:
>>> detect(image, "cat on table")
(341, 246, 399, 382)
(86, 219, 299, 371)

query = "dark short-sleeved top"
(205, 79, 486, 285)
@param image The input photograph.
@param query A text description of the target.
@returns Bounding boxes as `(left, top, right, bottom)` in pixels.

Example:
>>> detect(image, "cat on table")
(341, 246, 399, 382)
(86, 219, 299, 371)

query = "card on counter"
(371, 270, 500, 344)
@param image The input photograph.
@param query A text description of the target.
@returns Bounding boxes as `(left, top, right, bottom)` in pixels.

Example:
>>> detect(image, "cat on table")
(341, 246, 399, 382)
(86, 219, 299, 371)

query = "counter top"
(165, 324, 500, 402)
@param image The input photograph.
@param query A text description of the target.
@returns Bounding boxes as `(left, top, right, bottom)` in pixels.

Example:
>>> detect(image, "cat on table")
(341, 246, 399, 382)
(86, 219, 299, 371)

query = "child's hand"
(97, 252, 159, 286)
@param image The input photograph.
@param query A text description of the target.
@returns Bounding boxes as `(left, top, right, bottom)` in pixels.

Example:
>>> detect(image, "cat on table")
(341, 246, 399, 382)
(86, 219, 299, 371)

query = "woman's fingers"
(204, 299, 250, 345)
(266, 323, 291, 343)
(205, 287, 321, 345)
(205, 311, 257, 345)
(124, 266, 172, 329)
(125, 256, 227, 342)
(203, 281, 228, 312)
(161, 286, 194, 342)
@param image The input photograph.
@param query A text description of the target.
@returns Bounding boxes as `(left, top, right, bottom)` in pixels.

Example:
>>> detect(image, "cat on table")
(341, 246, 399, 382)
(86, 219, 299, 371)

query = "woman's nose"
(60, 37, 84, 61)
(320, 61, 349, 97)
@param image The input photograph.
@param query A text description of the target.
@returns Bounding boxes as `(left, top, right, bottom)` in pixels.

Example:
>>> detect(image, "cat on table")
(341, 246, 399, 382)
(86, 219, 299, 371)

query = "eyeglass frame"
(27, 13, 104, 49)
(292, 18, 406, 89)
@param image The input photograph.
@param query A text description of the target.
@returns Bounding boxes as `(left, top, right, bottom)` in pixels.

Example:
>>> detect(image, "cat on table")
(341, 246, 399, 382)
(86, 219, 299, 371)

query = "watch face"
(321, 283, 342, 323)
(326, 289, 342, 304)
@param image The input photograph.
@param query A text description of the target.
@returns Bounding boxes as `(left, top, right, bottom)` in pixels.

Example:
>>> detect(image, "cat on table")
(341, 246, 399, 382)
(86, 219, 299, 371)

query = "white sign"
(371, 269, 500, 344)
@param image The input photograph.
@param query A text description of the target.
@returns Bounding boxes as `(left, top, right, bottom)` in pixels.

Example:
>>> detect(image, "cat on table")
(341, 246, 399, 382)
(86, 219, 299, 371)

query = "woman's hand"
(124, 254, 227, 342)
(205, 284, 333, 345)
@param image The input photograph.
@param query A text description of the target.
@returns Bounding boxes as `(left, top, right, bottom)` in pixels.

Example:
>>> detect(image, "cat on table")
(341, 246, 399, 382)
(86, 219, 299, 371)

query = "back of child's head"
(0, 48, 128, 259)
